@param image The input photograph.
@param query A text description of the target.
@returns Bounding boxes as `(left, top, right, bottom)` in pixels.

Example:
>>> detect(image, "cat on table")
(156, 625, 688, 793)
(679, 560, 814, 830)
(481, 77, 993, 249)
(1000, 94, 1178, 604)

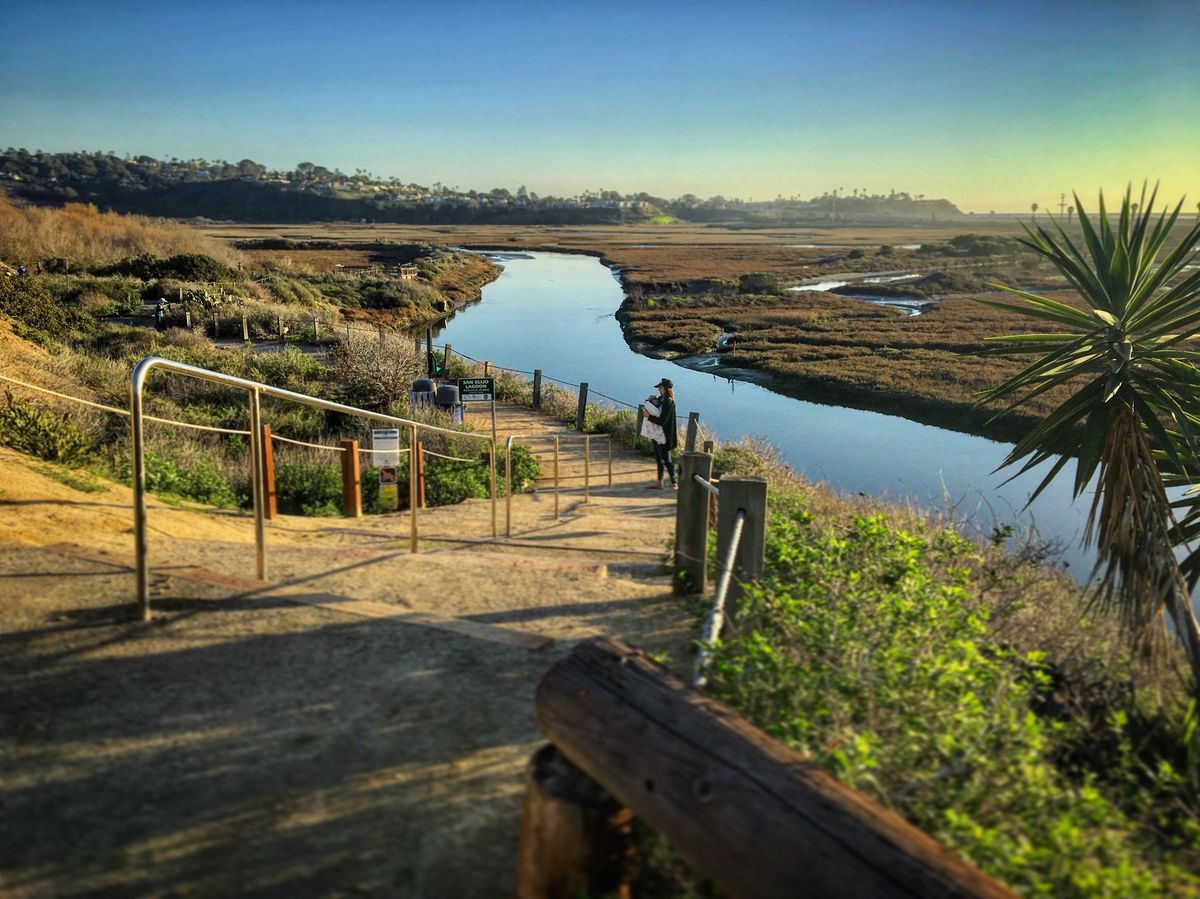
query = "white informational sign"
(371, 428, 401, 467)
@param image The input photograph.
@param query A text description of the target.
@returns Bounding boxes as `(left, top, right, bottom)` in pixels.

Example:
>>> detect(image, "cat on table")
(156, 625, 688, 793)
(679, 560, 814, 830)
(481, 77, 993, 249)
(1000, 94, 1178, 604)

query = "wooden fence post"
(674, 451, 713, 594)
(426, 330, 434, 377)
(576, 383, 589, 431)
(716, 476, 767, 618)
(534, 638, 1018, 899)
(278, 316, 285, 347)
(212, 312, 219, 337)
(484, 360, 491, 377)
(313, 317, 321, 340)
(515, 743, 633, 899)
(242, 313, 249, 341)
(260, 424, 277, 520)
(416, 440, 426, 508)
(379, 325, 387, 347)
(443, 344, 453, 375)
(685, 412, 700, 452)
(533, 369, 543, 410)
(703, 439, 714, 454)
(184, 310, 192, 329)
(339, 439, 361, 518)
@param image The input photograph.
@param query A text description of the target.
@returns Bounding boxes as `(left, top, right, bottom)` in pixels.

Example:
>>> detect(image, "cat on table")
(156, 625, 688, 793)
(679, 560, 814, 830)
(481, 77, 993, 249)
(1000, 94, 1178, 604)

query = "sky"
(1, 0, 1197, 212)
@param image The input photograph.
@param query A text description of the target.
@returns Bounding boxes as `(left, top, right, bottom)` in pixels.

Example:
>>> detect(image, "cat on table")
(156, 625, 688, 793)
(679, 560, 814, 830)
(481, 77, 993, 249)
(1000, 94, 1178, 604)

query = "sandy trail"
(0, 403, 690, 898)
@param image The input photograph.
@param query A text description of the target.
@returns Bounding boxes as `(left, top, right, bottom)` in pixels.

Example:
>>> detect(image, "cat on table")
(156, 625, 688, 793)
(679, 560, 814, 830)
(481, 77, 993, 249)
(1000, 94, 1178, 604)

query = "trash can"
(435, 384, 463, 424)
(410, 377, 436, 412)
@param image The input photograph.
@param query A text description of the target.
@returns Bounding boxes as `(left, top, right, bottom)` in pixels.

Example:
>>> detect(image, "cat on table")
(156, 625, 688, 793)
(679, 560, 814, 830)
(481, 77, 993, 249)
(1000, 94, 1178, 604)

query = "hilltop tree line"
(0, 148, 963, 225)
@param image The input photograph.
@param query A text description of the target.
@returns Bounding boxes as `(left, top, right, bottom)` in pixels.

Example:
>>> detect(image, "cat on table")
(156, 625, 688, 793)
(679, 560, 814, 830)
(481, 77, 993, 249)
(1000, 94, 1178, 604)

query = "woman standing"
(642, 378, 678, 489)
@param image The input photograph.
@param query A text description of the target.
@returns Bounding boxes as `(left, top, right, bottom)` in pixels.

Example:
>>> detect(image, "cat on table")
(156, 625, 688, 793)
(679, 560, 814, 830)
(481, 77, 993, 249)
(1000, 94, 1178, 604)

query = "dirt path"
(0, 404, 691, 898)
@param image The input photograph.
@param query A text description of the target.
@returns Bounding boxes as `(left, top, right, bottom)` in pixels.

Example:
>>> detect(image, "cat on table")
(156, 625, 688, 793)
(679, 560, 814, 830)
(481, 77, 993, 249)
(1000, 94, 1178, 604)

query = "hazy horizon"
(3, 0, 1198, 214)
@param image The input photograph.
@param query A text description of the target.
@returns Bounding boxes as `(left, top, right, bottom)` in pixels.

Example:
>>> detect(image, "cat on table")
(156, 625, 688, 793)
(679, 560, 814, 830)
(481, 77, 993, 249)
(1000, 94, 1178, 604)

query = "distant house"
(396, 264, 419, 281)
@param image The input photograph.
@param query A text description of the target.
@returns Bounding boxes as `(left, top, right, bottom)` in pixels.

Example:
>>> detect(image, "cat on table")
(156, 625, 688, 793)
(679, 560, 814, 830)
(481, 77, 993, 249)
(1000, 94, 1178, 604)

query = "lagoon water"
(435, 251, 1096, 574)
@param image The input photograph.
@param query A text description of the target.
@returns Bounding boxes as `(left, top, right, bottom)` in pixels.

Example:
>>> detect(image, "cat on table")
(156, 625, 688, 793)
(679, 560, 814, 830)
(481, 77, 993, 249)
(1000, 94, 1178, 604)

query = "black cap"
(655, 378, 673, 389)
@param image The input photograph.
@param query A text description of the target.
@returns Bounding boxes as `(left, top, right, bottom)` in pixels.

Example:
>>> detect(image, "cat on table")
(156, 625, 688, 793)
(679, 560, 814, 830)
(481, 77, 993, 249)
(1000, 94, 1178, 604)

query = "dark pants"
(652, 441, 675, 484)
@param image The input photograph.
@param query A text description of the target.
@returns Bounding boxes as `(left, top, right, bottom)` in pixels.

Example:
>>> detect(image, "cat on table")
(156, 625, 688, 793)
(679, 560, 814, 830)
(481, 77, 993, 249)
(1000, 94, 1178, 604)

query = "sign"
(458, 377, 495, 402)
(378, 466, 398, 509)
(372, 428, 401, 467)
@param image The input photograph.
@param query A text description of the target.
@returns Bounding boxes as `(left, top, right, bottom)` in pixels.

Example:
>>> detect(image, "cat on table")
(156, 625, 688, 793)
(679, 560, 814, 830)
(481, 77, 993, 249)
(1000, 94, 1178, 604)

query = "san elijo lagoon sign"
(458, 377, 495, 402)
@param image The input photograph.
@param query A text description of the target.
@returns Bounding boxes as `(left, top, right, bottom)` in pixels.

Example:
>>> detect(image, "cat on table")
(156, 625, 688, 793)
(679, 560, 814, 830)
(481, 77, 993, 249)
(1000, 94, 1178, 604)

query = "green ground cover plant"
(698, 491, 1200, 896)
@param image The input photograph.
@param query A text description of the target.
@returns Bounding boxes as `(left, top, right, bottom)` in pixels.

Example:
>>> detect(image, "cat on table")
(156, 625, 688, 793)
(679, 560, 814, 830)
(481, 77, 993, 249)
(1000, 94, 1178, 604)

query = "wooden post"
(484, 360, 491, 377)
(339, 439, 361, 518)
(716, 476, 767, 618)
(379, 325, 386, 347)
(515, 743, 633, 899)
(576, 383, 589, 432)
(416, 440, 426, 509)
(242, 313, 249, 341)
(278, 316, 286, 347)
(444, 343, 453, 375)
(212, 312, 219, 337)
(313, 317, 321, 340)
(674, 451, 713, 594)
(426, 330, 434, 377)
(583, 435, 591, 503)
(532, 369, 543, 410)
(703, 439, 714, 454)
(535, 638, 1018, 899)
(260, 424, 277, 520)
(409, 425, 418, 553)
(184, 309, 192, 329)
(685, 412, 700, 453)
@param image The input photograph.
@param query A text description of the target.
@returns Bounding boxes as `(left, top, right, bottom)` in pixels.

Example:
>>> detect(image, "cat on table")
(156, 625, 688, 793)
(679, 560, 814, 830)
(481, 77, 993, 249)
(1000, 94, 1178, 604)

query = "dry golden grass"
(0, 193, 243, 269)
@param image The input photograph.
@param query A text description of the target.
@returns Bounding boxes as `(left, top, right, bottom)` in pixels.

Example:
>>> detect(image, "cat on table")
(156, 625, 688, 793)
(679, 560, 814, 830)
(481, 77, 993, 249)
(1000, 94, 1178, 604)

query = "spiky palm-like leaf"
(980, 184, 1200, 690)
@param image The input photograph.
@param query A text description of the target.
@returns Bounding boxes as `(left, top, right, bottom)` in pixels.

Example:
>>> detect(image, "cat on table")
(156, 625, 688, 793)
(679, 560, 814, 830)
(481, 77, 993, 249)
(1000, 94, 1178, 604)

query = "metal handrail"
(695, 508, 745, 689)
(504, 433, 613, 536)
(130, 356, 495, 621)
(693, 473, 720, 497)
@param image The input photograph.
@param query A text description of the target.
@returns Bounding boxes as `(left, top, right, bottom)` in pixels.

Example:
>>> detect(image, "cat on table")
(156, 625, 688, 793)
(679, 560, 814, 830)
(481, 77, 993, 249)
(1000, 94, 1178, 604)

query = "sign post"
(372, 428, 401, 510)
(459, 377, 498, 536)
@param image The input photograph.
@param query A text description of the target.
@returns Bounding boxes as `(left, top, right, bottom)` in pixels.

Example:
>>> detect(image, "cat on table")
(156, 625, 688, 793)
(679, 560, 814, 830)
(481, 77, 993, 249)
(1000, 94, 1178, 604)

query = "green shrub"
(738, 272, 780, 294)
(0, 275, 93, 344)
(275, 458, 343, 516)
(704, 505, 1200, 896)
(0, 391, 93, 463)
(141, 450, 239, 507)
(100, 253, 236, 282)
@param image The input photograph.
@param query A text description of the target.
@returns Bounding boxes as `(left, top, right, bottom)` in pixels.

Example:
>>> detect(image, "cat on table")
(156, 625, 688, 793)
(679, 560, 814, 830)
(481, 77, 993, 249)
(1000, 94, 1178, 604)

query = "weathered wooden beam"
(674, 452, 713, 594)
(533, 369, 543, 410)
(515, 744, 633, 899)
(716, 476, 767, 616)
(684, 411, 700, 452)
(536, 638, 1016, 899)
(260, 424, 277, 520)
(340, 438, 361, 518)
(576, 382, 589, 432)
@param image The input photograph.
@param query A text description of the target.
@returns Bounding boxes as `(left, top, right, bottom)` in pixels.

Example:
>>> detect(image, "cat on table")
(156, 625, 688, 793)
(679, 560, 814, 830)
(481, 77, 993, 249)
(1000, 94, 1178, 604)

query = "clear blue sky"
(2, 0, 1197, 211)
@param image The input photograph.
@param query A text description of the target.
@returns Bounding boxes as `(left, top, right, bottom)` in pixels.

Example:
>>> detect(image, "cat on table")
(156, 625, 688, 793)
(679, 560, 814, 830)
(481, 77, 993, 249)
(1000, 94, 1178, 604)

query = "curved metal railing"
(129, 356, 496, 621)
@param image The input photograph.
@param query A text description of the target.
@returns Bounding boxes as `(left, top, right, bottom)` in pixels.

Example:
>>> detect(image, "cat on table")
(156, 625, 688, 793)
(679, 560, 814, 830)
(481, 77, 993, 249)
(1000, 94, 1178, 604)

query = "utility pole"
(1059, 193, 1066, 218)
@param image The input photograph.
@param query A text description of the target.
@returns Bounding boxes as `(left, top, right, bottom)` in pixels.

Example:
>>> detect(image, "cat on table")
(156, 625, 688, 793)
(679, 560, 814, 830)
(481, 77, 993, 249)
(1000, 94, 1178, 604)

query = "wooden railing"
(518, 638, 1017, 899)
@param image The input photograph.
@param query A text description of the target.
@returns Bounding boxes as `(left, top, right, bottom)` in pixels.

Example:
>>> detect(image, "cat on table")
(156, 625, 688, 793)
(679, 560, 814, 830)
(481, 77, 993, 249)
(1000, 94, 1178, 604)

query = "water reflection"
(433, 251, 1099, 575)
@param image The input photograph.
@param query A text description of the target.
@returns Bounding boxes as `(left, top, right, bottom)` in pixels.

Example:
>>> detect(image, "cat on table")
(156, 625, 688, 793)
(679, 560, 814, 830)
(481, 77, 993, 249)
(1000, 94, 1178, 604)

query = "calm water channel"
(435, 251, 1096, 575)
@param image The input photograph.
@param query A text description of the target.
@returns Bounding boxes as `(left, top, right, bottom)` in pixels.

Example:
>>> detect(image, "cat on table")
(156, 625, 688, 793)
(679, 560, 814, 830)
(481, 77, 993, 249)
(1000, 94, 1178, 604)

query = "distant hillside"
(0, 148, 965, 225)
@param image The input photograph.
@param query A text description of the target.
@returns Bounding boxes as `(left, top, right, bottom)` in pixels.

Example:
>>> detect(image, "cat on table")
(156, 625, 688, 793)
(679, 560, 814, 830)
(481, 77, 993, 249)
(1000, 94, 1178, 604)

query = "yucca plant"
(979, 184, 1200, 693)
